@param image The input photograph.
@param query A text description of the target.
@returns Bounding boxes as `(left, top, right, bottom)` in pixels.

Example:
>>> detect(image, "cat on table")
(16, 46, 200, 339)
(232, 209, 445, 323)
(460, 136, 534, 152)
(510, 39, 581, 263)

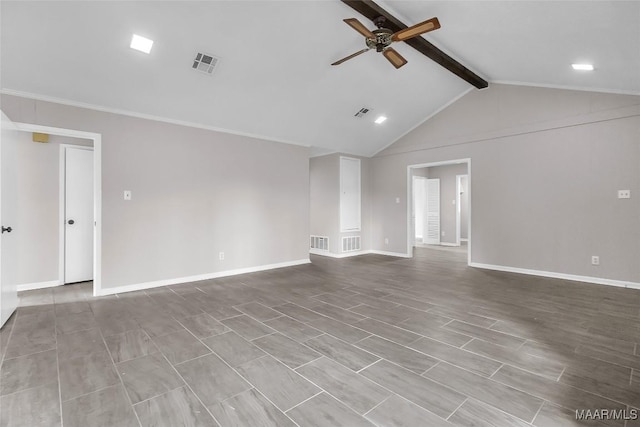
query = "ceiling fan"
(334, 0, 488, 89)
(332, 16, 441, 69)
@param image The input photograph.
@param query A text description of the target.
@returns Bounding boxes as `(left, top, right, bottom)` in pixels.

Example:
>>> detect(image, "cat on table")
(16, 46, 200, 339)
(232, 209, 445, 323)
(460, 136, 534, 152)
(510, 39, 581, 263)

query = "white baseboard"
(310, 249, 412, 259)
(460, 238, 469, 242)
(470, 262, 640, 290)
(17, 280, 61, 292)
(310, 249, 370, 258)
(96, 259, 311, 296)
(440, 242, 459, 247)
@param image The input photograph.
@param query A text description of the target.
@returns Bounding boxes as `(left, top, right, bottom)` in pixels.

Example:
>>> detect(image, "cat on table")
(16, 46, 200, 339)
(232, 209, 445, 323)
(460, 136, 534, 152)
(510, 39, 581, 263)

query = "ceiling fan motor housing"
(367, 28, 393, 52)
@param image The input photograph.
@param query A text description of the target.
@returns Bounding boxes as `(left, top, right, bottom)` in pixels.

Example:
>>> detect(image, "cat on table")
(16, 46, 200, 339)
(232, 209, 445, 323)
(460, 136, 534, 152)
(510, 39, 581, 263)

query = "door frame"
(60, 144, 94, 286)
(411, 175, 427, 245)
(455, 174, 463, 246)
(406, 159, 471, 265)
(14, 122, 102, 297)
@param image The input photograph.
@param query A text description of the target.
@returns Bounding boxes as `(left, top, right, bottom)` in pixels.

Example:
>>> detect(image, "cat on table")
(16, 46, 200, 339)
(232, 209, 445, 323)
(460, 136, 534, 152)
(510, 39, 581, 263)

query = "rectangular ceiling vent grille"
(310, 235, 329, 251)
(342, 236, 361, 252)
(192, 52, 220, 75)
(354, 107, 370, 118)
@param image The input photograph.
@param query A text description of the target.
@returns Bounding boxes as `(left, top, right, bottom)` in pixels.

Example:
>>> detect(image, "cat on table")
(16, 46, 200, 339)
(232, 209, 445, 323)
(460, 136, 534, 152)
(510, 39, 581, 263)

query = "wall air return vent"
(342, 236, 361, 252)
(310, 235, 329, 251)
(192, 52, 220, 75)
(354, 107, 370, 118)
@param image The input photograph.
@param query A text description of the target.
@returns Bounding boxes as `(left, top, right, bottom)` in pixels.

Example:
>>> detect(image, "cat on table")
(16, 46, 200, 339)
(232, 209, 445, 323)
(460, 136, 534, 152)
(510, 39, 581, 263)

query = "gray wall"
(309, 153, 371, 255)
(1, 130, 91, 286)
(373, 84, 640, 283)
(1, 94, 310, 291)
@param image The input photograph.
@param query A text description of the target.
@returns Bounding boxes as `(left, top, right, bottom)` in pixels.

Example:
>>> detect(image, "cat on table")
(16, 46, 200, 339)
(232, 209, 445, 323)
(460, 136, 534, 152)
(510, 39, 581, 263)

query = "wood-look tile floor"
(2, 246, 640, 426)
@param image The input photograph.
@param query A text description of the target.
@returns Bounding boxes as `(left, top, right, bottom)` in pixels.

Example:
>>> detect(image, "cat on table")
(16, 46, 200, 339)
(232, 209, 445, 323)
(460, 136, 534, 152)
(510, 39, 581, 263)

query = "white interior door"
(64, 147, 94, 284)
(1, 112, 19, 327)
(340, 157, 361, 232)
(413, 176, 426, 242)
(425, 178, 440, 245)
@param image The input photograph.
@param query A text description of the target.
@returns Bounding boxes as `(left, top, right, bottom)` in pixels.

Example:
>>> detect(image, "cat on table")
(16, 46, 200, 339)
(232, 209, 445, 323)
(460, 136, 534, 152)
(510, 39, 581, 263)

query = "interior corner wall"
(1, 94, 310, 292)
(309, 153, 371, 256)
(372, 84, 640, 284)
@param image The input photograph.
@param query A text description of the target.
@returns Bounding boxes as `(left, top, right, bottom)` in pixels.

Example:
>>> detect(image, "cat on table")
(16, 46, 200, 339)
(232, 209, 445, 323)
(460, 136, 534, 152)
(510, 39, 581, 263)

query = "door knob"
(67, 219, 75, 225)
(2, 226, 12, 233)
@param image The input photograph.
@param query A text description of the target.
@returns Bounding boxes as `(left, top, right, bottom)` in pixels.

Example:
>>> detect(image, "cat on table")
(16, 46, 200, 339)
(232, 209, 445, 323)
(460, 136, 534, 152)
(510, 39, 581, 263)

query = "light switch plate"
(618, 190, 631, 199)
(124, 190, 132, 200)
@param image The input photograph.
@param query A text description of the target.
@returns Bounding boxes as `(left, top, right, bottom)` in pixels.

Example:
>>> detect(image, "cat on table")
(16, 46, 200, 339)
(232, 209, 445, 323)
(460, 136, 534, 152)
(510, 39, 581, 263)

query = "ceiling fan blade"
(331, 48, 370, 66)
(392, 17, 441, 42)
(343, 18, 375, 39)
(382, 47, 407, 69)
(341, 0, 488, 89)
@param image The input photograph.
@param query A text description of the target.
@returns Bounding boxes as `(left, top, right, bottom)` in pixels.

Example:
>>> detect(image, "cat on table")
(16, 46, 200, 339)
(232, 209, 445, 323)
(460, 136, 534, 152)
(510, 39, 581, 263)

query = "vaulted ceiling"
(2, 1, 639, 157)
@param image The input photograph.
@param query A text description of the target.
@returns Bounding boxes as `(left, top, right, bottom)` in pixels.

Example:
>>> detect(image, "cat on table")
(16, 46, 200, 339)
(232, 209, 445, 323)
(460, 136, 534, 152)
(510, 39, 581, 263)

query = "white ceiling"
(2, 1, 639, 157)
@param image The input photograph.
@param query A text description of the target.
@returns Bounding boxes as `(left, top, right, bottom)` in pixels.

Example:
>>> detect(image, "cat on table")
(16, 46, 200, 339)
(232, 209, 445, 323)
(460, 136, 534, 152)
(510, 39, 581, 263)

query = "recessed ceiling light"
(571, 63, 594, 71)
(130, 34, 153, 54)
(375, 116, 387, 124)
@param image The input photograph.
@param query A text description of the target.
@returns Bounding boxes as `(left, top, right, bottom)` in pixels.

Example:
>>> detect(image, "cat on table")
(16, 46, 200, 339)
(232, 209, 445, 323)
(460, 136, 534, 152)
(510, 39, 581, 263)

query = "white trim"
(59, 145, 94, 286)
(339, 156, 362, 232)
(95, 259, 311, 296)
(439, 242, 459, 247)
(1, 89, 310, 149)
(455, 174, 462, 246)
(470, 262, 640, 290)
(310, 249, 369, 258)
(372, 88, 473, 156)
(16, 280, 60, 292)
(309, 249, 412, 259)
(407, 159, 471, 265)
(491, 80, 640, 97)
(14, 122, 102, 297)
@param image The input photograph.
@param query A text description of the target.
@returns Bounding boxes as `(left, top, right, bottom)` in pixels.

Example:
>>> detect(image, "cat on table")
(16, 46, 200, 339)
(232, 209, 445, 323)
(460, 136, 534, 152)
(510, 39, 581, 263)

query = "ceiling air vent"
(192, 52, 220, 75)
(354, 107, 370, 118)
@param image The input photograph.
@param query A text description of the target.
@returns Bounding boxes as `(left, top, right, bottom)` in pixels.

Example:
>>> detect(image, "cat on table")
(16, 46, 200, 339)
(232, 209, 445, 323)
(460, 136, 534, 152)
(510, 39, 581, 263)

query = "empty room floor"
(1, 247, 639, 427)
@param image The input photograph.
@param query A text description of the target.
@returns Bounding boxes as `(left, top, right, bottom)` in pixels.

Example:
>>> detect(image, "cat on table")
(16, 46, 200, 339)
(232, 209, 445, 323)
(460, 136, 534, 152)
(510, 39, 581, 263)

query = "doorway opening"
(9, 122, 102, 296)
(407, 159, 471, 265)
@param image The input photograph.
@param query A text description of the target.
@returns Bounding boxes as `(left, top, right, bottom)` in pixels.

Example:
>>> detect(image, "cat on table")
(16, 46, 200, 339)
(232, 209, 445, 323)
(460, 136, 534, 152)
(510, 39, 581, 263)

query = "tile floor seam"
(95, 322, 144, 427)
(292, 354, 325, 371)
(361, 394, 393, 417)
(2, 346, 57, 362)
(355, 358, 384, 374)
(555, 366, 566, 382)
(188, 326, 310, 424)
(445, 396, 469, 421)
(153, 346, 222, 426)
(442, 319, 530, 342)
(282, 390, 324, 414)
(530, 399, 547, 425)
(291, 367, 384, 417)
(418, 361, 546, 418)
(54, 314, 65, 427)
(490, 366, 636, 411)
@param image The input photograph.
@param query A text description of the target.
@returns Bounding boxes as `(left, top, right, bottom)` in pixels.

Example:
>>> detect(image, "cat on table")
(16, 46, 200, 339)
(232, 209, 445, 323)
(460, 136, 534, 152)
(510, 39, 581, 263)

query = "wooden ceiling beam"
(341, 0, 489, 89)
